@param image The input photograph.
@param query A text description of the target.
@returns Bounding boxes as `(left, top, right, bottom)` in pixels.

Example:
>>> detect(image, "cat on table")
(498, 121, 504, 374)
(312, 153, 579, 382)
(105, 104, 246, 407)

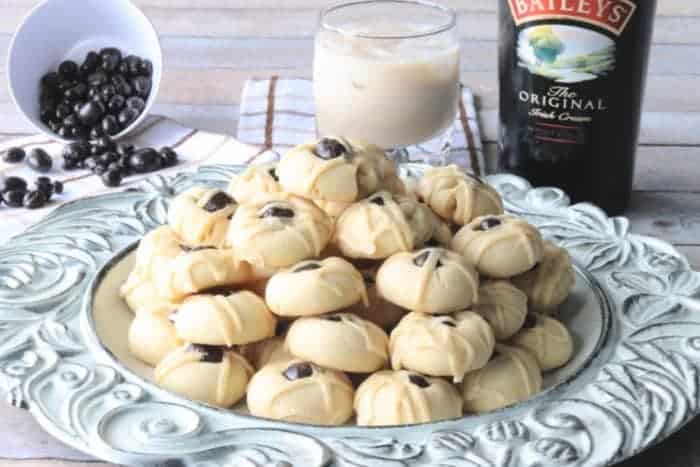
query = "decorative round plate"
(1, 164, 699, 467)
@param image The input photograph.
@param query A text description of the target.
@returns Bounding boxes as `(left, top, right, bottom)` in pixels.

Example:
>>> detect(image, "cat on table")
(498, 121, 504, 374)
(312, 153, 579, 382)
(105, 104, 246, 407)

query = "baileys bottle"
(498, 0, 657, 214)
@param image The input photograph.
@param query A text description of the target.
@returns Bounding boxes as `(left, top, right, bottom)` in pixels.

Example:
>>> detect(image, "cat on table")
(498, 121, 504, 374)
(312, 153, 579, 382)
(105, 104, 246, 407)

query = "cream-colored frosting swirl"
(376, 248, 479, 314)
(508, 313, 574, 371)
(168, 187, 237, 248)
(451, 215, 544, 278)
(278, 137, 398, 203)
(418, 165, 504, 225)
(285, 313, 389, 373)
(390, 311, 495, 383)
(265, 257, 368, 317)
(155, 346, 253, 408)
(354, 370, 462, 426)
(512, 240, 575, 314)
(247, 359, 354, 425)
(473, 280, 528, 340)
(227, 193, 332, 269)
(334, 191, 437, 259)
(228, 162, 283, 204)
(461, 344, 542, 413)
(173, 291, 276, 346)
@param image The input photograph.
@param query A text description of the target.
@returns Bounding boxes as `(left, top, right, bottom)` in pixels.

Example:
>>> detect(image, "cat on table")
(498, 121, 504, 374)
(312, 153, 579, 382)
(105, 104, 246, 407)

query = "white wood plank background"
(0, 1, 698, 466)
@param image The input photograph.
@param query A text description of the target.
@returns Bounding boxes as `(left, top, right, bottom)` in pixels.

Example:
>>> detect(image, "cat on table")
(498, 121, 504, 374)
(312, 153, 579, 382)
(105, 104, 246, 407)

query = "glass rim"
(319, 0, 457, 40)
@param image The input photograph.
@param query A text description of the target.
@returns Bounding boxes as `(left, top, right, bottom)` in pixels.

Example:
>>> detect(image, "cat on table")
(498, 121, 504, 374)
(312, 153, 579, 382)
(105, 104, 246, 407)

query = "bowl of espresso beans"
(7, 0, 162, 142)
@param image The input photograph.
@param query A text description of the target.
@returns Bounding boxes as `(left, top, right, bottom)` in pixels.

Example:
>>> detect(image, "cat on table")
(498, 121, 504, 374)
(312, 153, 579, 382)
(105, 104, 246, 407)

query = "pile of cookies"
(120, 136, 576, 426)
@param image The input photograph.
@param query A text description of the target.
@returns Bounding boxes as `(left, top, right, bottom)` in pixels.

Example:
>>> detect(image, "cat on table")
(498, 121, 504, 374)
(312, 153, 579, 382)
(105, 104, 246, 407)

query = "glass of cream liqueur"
(314, 0, 460, 164)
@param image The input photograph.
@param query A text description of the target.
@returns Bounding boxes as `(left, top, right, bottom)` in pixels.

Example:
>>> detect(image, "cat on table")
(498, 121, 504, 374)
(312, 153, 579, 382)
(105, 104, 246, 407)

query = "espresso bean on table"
(95, 136, 116, 152)
(27, 148, 53, 173)
(102, 169, 123, 187)
(1, 176, 28, 193)
(53, 181, 64, 195)
(160, 147, 178, 167)
(3, 147, 26, 163)
(23, 190, 48, 209)
(116, 143, 135, 157)
(129, 148, 160, 173)
(3, 189, 27, 208)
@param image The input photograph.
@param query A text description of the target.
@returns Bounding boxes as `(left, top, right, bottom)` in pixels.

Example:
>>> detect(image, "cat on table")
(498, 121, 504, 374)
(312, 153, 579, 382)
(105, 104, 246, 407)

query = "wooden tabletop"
(1, 1, 699, 466)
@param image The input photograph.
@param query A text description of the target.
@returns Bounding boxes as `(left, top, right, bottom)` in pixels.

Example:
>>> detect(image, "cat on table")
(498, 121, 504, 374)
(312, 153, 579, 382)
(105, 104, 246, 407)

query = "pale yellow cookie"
(355, 370, 462, 426)
(154, 247, 251, 301)
(228, 162, 283, 204)
(452, 215, 544, 278)
(247, 359, 354, 425)
(376, 248, 479, 314)
(227, 193, 332, 269)
(418, 165, 504, 225)
(473, 281, 528, 340)
(128, 303, 182, 366)
(168, 187, 238, 248)
(265, 257, 368, 317)
(172, 291, 276, 346)
(125, 225, 182, 280)
(154, 345, 253, 408)
(461, 344, 542, 413)
(390, 311, 495, 383)
(120, 272, 169, 313)
(286, 313, 389, 373)
(278, 137, 398, 203)
(512, 241, 576, 314)
(334, 191, 439, 259)
(120, 226, 251, 304)
(509, 313, 574, 371)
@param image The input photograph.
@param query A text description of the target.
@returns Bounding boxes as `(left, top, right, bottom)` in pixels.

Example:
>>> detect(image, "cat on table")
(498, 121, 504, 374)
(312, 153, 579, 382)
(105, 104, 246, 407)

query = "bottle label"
(506, 1, 638, 147)
(508, 0, 636, 36)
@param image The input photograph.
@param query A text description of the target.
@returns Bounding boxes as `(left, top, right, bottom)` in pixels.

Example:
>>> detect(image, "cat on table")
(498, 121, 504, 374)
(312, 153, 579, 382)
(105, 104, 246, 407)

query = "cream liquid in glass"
(314, 4, 460, 150)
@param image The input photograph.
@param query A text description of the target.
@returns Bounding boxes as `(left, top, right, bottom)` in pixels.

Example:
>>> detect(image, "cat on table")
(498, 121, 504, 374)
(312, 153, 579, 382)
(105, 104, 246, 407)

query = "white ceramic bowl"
(7, 0, 163, 142)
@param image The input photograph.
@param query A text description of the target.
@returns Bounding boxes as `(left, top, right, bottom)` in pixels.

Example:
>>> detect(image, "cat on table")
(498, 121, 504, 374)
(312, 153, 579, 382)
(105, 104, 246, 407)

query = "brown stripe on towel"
(240, 93, 312, 103)
(264, 76, 279, 149)
(237, 125, 315, 134)
(170, 129, 198, 149)
(240, 109, 315, 119)
(458, 96, 480, 176)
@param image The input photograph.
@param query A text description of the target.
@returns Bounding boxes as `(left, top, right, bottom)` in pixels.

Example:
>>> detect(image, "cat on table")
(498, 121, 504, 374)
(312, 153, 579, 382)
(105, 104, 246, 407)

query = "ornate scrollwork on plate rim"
(0, 164, 698, 467)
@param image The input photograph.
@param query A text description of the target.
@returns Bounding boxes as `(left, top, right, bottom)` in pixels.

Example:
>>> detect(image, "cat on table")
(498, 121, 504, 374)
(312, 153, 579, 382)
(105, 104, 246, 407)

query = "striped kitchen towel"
(0, 116, 268, 240)
(237, 76, 486, 174)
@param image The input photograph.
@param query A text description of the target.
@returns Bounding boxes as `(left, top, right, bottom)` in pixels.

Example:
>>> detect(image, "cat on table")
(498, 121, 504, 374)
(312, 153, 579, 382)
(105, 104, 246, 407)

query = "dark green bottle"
(498, 0, 658, 215)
